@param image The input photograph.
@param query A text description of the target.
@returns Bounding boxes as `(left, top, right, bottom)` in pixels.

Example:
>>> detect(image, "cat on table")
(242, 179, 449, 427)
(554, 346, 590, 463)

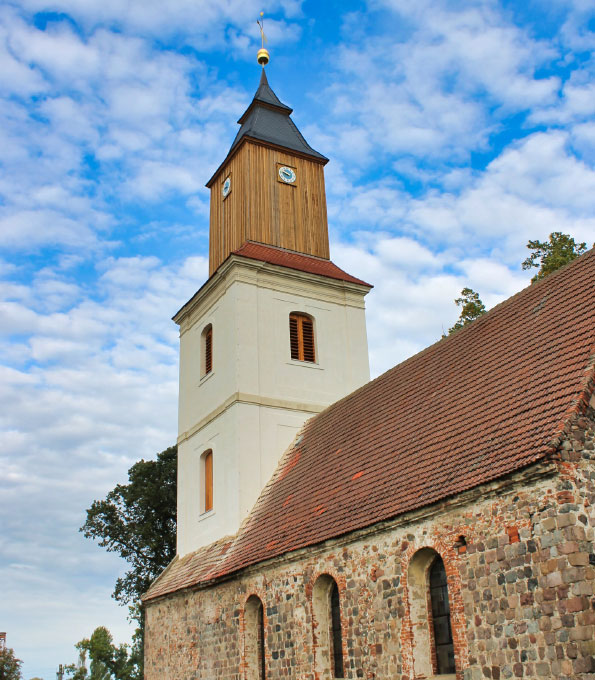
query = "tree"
(522, 231, 591, 282)
(0, 647, 23, 680)
(448, 287, 486, 334)
(80, 446, 177, 675)
(63, 627, 137, 680)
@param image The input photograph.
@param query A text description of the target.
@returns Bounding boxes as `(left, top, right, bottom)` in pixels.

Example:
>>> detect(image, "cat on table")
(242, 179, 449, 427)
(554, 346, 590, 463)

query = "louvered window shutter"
(204, 326, 213, 375)
(289, 313, 315, 363)
(289, 314, 300, 360)
(301, 317, 315, 362)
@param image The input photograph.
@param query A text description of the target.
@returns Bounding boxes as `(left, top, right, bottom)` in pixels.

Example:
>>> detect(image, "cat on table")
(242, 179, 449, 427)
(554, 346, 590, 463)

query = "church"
(142, 48, 595, 680)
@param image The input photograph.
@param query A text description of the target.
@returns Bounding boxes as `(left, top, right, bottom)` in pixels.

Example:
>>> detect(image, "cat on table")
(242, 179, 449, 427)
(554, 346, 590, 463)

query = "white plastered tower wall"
(175, 254, 370, 556)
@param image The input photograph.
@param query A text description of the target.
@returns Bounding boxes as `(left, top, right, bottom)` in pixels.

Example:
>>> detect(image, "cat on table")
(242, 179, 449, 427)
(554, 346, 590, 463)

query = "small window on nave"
(289, 313, 315, 363)
(244, 595, 266, 680)
(312, 574, 344, 678)
(407, 548, 457, 677)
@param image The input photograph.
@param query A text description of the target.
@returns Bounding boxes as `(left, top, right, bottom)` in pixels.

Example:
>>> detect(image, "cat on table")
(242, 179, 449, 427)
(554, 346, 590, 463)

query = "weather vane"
(256, 11, 270, 66)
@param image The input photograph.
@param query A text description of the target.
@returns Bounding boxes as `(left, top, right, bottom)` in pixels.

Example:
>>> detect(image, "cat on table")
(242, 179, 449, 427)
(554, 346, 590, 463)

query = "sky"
(1, 0, 594, 676)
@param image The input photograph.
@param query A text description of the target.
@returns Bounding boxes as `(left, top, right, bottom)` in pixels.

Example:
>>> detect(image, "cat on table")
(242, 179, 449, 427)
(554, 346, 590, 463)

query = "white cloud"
(11, 0, 304, 47)
(327, 129, 595, 273)
(0, 11, 251, 253)
(0, 252, 207, 673)
(319, 0, 560, 172)
(332, 234, 530, 376)
(0, 210, 100, 250)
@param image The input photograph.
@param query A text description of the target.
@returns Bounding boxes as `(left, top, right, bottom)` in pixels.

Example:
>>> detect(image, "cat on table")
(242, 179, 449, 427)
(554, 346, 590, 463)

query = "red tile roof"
(143, 537, 233, 601)
(172, 241, 371, 323)
(231, 241, 372, 287)
(145, 249, 595, 601)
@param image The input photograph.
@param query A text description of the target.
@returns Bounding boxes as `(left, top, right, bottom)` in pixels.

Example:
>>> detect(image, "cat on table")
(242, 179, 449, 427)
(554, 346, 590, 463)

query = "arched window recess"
(407, 549, 456, 677)
(244, 595, 266, 680)
(312, 574, 344, 679)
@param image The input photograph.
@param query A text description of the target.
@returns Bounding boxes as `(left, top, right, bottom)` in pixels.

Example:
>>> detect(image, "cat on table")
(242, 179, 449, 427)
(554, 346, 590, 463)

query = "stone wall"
(145, 405, 595, 680)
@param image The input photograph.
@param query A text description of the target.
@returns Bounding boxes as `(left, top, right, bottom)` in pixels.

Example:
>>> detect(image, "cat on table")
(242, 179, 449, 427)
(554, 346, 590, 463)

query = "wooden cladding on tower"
(208, 141, 329, 275)
(289, 313, 315, 363)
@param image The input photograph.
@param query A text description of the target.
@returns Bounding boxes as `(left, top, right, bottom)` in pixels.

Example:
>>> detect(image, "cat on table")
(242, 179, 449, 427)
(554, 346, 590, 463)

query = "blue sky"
(1, 0, 594, 677)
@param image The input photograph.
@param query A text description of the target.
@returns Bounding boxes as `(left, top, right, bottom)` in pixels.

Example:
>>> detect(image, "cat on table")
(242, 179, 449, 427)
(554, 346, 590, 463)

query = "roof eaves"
(206, 136, 327, 188)
(172, 246, 370, 323)
(237, 99, 293, 125)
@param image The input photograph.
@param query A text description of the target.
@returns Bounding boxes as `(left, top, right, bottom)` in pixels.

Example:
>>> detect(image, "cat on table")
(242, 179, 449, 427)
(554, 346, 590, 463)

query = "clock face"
(278, 166, 297, 184)
(222, 176, 231, 198)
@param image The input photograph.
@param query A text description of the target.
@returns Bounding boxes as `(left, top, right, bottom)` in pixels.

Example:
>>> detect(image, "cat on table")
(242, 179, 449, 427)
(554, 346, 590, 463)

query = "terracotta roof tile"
(143, 537, 232, 601)
(150, 248, 595, 599)
(231, 241, 372, 287)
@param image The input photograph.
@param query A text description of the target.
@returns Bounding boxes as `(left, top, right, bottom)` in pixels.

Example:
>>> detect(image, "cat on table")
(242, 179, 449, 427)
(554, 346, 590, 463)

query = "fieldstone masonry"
(145, 404, 595, 679)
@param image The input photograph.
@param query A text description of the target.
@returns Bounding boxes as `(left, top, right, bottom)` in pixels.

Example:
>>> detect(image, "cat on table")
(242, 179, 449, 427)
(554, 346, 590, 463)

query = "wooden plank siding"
(209, 140, 329, 274)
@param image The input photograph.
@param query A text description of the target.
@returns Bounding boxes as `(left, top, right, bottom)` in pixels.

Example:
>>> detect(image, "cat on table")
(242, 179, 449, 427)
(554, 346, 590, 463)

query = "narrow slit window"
(258, 599, 266, 680)
(203, 450, 213, 512)
(201, 324, 213, 377)
(430, 556, 456, 674)
(205, 325, 213, 374)
(330, 580, 344, 678)
(289, 313, 315, 363)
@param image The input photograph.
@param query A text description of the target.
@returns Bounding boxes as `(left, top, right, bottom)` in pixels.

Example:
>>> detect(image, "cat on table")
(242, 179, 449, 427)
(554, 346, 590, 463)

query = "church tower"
(174, 54, 372, 556)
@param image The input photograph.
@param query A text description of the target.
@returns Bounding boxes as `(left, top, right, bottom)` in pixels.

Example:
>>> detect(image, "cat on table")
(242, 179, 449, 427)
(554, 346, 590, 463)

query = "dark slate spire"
(248, 68, 292, 113)
(228, 69, 327, 162)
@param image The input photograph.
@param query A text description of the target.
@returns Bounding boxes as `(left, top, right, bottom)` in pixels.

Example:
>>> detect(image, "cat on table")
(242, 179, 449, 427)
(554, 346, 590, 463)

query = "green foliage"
(522, 231, 591, 282)
(0, 647, 23, 680)
(80, 446, 177, 676)
(81, 446, 177, 607)
(448, 287, 486, 334)
(63, 627, 138, 680)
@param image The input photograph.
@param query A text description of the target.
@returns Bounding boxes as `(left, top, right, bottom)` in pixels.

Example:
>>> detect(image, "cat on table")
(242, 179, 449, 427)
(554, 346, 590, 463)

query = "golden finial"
(256, 12, 269, 66)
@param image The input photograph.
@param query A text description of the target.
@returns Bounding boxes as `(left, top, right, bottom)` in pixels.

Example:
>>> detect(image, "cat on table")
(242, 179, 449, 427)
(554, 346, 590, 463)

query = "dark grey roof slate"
(244, 68, 292, 115)
(229, 69, 327, 162)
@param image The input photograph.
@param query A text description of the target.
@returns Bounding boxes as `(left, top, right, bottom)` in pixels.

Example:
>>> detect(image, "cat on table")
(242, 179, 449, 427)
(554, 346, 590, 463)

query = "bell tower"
(206, 68, 330, 274)
(175, 53, 372, 556)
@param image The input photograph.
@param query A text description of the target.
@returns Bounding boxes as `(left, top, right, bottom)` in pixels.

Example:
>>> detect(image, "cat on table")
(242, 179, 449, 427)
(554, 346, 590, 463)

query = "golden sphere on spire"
(256, 11, 269, 65)
(257, 48, 270, 65)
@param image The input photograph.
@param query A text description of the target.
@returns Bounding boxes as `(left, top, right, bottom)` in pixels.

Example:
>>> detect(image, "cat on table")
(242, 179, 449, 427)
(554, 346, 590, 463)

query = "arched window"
(289, 313, 315, 362)
(430, 557, 455, 674)
(201, 450, 213, 513)
(312, 575, 344, 678)
(407, 549, 456, 677)
(201, 324, 213, 376)
(244, 595, 266, 680)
